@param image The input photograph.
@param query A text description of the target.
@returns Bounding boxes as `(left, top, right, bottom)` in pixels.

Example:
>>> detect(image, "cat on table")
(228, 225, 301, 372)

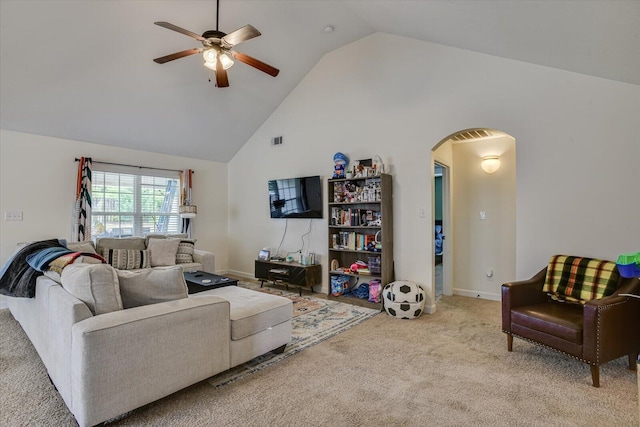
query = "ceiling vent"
(271, 136, 283, 146)
(451, 129, 493, 142)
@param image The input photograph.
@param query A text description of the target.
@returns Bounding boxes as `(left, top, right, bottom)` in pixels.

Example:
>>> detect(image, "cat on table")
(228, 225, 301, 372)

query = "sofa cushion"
(116, 265, 188, 308)
(511, 302, 583, 343)
(542, 255, 620, 304)
(147, 238, 180, 267)
(194, 286, 292, 340)
(97, 237, 146, 251)
(60, 263, 123, 315)
(102, 248, 151, 270)
(176, 239, 196, 264)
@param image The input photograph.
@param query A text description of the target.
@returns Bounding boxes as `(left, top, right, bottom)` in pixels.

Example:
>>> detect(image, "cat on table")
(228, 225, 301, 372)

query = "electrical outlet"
(4, 211, 23, 221)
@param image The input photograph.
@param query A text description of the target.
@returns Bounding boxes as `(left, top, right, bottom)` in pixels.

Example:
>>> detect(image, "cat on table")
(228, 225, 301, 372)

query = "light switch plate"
(4, 211, 23, 221)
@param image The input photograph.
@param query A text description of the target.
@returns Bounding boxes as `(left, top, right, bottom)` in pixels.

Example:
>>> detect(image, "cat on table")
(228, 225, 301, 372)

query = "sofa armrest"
(501, 267, 547, 332)
(193, 249, 215, 273)
(70, 295, 230, 427)
(583, 294, 640, 364)
(8, 275, 93, 412)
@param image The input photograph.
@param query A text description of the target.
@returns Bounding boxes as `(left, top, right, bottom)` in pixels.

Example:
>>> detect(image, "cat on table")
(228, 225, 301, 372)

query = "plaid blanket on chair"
(543, 255, 620, 304)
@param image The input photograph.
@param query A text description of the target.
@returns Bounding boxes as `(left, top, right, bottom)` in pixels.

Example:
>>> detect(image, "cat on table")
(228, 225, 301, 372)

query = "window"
(91, 164, 181, 239)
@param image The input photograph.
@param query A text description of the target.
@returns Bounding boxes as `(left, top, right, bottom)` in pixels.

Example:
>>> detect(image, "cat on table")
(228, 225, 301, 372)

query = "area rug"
(250, 285, 325, 318)
(207, 282, 379, 388)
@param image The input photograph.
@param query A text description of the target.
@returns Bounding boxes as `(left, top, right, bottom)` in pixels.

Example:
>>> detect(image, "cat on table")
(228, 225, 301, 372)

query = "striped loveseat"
(501, 255, 640, 387)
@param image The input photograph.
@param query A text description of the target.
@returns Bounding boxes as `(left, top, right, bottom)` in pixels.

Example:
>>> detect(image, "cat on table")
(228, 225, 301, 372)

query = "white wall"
(227, 33, 640, 309)
(0, 129, 229, 272)
(452, 136, 516, 300)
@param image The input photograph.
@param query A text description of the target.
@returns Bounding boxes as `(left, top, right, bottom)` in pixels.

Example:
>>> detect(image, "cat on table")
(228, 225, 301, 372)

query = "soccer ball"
(383, 281, 426, 319)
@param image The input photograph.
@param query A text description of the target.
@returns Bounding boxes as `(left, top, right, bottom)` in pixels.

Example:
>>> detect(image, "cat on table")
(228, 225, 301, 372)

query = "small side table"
(184, 271, 238, 294)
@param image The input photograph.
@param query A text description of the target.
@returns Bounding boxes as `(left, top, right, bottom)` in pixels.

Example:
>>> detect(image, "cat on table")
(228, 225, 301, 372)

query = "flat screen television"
(268, 175, 323, 219)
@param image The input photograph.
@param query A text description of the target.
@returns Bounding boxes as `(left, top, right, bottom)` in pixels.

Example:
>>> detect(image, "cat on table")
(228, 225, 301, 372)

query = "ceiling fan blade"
(153, 48, 202, 64)
(221, 25, 261, 47)
(232, 51, 280, 77)
(154, 21, 205, 41)
(216, 59, 229, 88)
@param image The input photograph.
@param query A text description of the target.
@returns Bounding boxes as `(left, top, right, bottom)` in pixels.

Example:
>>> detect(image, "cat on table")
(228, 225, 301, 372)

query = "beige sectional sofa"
(95, 234, 215, 273)
(6, 237, 292, 427)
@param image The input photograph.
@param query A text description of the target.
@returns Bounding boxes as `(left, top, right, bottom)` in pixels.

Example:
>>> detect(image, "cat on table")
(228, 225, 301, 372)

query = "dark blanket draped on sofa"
(0, 239, 68, 298)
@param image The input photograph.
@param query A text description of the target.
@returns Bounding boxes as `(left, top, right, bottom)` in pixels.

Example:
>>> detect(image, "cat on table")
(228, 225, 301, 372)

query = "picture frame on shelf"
(354, 158, 374, 177)
(258, 249, 270, 261)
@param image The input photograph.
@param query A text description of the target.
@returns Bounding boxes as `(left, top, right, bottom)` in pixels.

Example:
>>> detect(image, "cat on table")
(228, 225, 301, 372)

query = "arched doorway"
(432, 128, 516, 302)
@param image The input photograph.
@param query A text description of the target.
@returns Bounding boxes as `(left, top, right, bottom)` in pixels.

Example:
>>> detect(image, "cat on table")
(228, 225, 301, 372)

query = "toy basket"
(616, 252, 640, 278)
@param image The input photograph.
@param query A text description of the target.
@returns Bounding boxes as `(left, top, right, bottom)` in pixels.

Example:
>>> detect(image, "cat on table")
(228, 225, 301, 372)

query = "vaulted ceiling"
(1, 1, 638, 162)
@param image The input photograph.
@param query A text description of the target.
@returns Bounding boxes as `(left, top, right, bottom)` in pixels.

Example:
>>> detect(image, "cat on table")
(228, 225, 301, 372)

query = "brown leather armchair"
(502, 265, 640, 387)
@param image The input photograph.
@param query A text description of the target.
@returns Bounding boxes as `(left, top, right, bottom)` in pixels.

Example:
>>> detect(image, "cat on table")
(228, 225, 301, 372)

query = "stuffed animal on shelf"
(373, 154, 385, 175)
(350, 260, 368, 273)
(333, 152, 349, 178)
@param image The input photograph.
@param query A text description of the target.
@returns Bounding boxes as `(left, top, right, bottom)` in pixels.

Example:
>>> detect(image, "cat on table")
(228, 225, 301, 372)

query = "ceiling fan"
(153, 0, 279, 88)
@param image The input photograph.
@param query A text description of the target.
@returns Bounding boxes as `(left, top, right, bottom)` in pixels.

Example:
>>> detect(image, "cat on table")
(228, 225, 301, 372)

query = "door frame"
(433, 160, 453, 298)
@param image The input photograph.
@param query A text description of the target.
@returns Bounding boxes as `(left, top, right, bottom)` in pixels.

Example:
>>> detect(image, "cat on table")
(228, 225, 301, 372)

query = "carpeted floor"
(208, 283, 379, 387)
(1, 295, 638, 426)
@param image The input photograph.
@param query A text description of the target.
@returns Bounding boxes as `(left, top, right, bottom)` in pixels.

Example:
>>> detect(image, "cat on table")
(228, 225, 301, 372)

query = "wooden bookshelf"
(327, 173, 393, 309)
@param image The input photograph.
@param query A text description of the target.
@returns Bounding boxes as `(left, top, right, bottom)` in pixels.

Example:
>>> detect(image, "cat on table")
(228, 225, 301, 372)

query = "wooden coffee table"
(183, 271, 238, 294)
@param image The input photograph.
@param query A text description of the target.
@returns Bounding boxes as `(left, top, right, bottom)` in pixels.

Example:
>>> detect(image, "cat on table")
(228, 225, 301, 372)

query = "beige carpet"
(1, 296, 638, 426)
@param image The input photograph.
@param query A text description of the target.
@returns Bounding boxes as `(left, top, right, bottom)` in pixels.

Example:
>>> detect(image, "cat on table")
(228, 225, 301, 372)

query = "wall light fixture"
(481, 156, 501, 174)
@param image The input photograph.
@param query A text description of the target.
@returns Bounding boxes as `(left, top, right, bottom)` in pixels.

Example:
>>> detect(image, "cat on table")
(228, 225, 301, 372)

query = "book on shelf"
(331, 231, 376, 252)
(330, 206, 380, 227)
(348, 232, 356, 250)
(365, 234, 375, 247)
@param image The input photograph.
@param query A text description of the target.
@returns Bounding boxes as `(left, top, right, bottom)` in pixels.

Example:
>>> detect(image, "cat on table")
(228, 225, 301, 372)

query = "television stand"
(255, 259, 322, 296)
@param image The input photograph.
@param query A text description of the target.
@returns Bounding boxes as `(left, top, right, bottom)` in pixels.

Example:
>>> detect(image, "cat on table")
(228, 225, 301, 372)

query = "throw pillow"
(144, 233, 188, 248)
(96, 237, 147, 251)
(66, 241, 97, 254)
(147, 238, 180, 267)
(76, 255, 104, 265)
(176, 239, 196, 264)
(102, 248, 151, 270)
(60, 263, 123, 315)
(44, 252, 106, 283)
(116, 266, 188, 308)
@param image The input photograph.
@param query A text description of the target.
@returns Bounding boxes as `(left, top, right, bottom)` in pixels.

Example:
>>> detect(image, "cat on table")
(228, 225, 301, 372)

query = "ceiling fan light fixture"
(202, 48, 217, 63)
(203, 50, 233, 71)
(219, 53, 234, 70)
(153, 0, 279, 86)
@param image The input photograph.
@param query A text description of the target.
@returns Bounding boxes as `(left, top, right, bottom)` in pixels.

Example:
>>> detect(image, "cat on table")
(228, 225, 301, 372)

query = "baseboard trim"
(453, 289, 500, 301)
(424, 303, 437, 314)
(224, 269, 254, 280)
(224, 270, 447, 309)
